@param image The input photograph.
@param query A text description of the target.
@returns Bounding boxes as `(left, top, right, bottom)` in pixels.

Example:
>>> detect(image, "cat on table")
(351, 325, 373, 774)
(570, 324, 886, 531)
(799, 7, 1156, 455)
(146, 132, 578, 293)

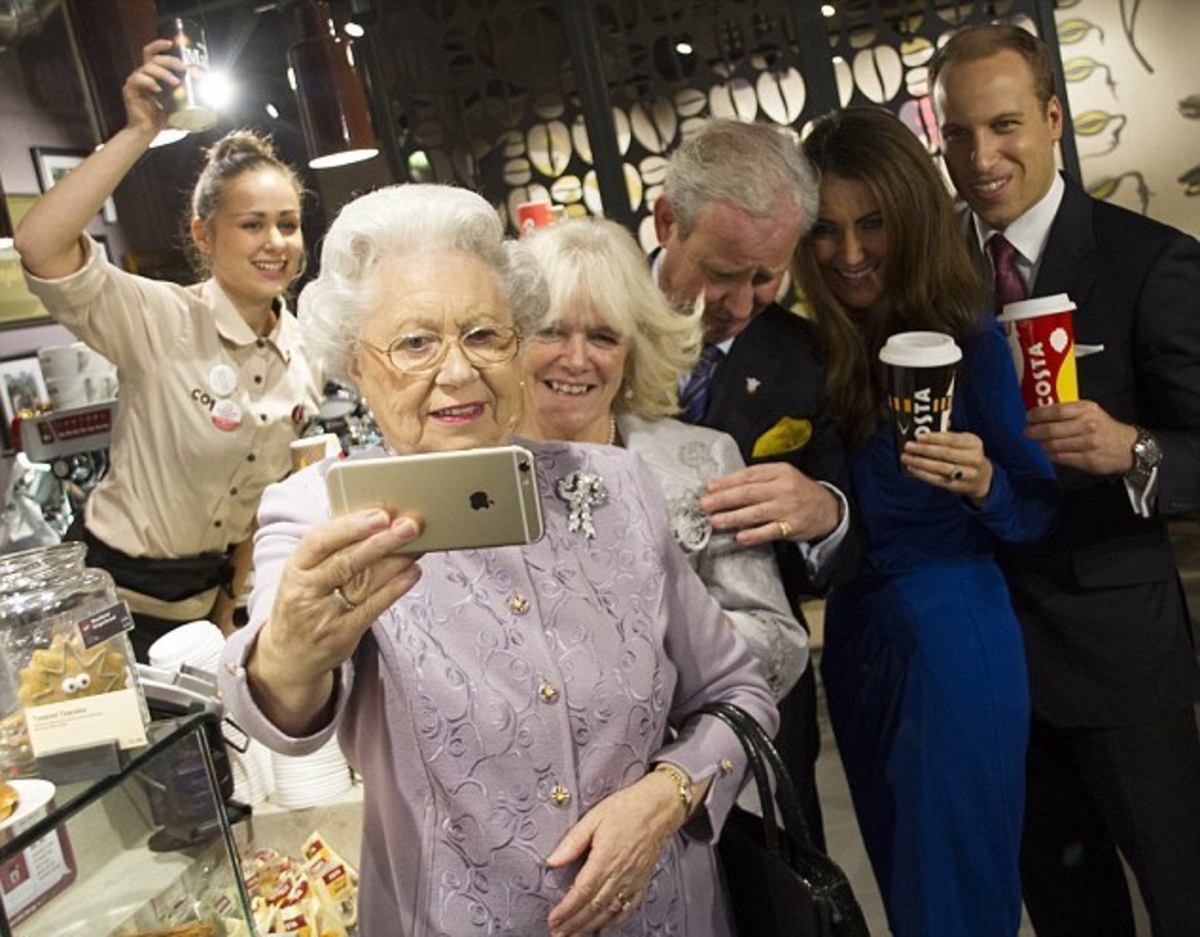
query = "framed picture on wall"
(0, 354, 48, 452)
(0, 194, 50, 330)
(30, 146, 118, 223)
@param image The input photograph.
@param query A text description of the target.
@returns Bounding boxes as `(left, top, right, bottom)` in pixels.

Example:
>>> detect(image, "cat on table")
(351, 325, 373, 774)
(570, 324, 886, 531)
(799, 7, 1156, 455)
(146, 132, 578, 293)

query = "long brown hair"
(795, 107, 984, 448)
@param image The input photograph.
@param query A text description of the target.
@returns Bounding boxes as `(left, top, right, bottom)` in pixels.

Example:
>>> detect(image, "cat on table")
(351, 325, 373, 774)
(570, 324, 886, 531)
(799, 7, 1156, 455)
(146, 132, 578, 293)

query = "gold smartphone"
(325, 445, 544, 554)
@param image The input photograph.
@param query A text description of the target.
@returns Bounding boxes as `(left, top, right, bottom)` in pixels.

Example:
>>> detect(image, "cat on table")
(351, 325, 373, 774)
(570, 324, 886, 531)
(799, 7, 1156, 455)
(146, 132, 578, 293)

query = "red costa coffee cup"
(998, 294, 1079, 410)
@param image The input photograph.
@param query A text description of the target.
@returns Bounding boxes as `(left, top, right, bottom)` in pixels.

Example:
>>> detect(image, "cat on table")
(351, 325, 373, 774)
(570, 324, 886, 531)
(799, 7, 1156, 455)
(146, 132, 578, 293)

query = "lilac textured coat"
(220, 440, 779, 936)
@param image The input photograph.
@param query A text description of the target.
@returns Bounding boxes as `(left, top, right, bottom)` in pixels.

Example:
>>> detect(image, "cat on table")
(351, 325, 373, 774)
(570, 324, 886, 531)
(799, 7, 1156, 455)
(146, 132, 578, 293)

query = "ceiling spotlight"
(674, 40, 694, 56)
(344, 21, 364, 38)
(202, 68, 234, 112)
(265, 102, 280, 119)
(821, 4, 837, 16)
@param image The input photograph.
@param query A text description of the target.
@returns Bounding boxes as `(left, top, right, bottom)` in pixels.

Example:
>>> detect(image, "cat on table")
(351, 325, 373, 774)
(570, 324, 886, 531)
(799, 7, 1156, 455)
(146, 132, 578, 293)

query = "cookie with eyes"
(17, 633, 128, 707)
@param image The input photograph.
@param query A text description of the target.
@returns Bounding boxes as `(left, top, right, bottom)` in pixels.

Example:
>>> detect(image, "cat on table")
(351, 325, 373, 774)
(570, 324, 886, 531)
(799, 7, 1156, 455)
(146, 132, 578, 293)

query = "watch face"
(1136, 431, 1163, 466)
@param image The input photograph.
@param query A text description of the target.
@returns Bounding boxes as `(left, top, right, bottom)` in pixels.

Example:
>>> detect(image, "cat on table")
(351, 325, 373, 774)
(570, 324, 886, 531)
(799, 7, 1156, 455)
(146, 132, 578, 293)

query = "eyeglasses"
(361, 325, 521, 374)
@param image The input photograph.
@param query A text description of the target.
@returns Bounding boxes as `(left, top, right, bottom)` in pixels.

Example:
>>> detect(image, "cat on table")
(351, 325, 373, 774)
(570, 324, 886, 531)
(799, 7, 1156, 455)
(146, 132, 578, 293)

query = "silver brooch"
(669, 491, 712, 553)
(556, 471, 608, 539)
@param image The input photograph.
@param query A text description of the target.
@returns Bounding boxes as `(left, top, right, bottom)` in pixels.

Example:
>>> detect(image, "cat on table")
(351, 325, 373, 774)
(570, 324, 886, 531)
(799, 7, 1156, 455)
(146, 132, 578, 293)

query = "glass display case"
(0, 714, 253, 936)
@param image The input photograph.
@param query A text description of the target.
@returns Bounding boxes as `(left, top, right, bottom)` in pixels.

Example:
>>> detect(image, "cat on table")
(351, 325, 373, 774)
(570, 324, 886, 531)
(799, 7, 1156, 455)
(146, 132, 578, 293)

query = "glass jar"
(0, 543, 147, 778)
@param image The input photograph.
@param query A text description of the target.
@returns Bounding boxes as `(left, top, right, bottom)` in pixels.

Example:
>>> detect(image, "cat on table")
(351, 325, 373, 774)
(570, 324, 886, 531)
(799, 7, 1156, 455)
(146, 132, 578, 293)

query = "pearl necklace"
(606, 415, 617, 446)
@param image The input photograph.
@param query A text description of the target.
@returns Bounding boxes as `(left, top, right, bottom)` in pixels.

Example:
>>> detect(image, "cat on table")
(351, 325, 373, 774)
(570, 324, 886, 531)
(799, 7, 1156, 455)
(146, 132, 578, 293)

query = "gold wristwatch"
(653, 762, 694, 817)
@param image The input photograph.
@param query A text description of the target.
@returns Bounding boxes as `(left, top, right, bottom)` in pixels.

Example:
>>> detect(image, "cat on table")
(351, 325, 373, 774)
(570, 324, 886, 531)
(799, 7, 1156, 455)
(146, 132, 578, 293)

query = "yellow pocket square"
(752, 417, 813, 458)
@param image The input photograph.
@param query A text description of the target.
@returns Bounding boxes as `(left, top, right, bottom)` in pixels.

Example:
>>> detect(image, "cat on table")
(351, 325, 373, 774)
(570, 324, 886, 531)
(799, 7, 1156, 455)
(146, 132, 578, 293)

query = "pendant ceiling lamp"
(288, 0, 379, 169)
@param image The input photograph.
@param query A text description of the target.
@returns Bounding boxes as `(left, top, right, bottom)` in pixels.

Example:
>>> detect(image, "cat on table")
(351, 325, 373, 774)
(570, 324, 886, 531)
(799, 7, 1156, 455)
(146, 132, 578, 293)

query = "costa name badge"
(209, 364, 238, 397)
(211, 398, 243, 431)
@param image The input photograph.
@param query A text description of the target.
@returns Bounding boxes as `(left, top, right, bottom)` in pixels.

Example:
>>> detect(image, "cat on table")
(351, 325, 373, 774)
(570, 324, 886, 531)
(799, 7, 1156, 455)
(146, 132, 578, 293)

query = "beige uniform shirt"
(25, 236, 323, 569)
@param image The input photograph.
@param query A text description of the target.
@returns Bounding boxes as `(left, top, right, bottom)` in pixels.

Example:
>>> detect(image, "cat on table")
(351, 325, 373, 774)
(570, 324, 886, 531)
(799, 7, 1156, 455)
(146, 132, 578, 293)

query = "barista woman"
(15, 39, 322, 658)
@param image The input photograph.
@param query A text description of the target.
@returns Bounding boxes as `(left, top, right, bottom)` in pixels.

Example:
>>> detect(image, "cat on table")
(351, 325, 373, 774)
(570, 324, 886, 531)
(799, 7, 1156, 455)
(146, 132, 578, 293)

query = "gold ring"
(777, 519, 792, 540)
(615, 891, 632, 912)
(331, 585, 357, 612)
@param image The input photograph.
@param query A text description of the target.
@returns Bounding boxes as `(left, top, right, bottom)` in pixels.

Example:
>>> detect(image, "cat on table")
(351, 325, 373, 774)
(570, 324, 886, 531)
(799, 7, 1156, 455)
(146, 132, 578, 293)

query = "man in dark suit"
(933, 24, 1200, 936)
(652, 119, 856, 848)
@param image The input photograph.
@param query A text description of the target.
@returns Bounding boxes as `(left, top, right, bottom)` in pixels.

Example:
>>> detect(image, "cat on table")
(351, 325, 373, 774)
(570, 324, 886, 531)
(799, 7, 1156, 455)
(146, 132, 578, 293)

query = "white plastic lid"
(878, 331, 962, 367)
(148, 620, 224, 669)
(999, 293, 1076, 322)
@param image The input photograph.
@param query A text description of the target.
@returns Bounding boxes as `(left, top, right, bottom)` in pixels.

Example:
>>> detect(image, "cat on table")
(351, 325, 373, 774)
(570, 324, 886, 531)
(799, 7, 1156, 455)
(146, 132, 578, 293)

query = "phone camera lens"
(518, 460, 530, 472)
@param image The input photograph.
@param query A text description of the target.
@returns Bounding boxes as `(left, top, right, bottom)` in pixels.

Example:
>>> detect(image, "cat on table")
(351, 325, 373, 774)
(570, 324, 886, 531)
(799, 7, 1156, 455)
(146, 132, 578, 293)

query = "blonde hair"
(523, 218, 703, 419)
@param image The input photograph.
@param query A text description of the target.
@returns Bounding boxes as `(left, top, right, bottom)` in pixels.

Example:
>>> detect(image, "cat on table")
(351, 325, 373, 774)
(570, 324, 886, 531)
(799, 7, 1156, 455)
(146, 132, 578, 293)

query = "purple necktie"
(679, 344, 723, 424)
(987, 234, 1027, 314)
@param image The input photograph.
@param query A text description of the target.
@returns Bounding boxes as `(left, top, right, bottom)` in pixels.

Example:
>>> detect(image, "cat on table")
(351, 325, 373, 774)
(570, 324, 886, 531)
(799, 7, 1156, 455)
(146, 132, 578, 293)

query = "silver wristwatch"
(1125, 426, 1162, 488)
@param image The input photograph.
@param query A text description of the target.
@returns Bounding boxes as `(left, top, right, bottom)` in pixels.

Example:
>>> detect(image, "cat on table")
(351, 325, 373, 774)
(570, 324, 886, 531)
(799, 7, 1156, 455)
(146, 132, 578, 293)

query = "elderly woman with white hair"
(217, 183, 777, 937)
(518, 217, 808, 700)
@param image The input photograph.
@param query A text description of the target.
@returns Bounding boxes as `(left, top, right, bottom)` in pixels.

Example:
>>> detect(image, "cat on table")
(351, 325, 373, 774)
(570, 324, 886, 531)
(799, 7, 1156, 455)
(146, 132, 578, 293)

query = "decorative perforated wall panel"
(363, 0, 1059, 246)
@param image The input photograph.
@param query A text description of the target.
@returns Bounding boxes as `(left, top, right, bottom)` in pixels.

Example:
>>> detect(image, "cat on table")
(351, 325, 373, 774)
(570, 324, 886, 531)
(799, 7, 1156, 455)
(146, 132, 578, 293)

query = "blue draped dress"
(822, 318, 1058, 936)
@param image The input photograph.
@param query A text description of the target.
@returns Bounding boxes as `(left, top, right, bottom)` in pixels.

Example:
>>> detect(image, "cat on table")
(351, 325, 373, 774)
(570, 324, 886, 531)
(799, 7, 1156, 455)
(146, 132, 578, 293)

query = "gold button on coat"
(508, 594, 530, 615)
(551, 784, 571, 805)
(538, 681, 559, 703)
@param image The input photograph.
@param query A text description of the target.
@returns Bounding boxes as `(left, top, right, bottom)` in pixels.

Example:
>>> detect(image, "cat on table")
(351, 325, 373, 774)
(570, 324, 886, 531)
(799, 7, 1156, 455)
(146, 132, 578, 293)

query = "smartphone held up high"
(325, 445, 544, 554)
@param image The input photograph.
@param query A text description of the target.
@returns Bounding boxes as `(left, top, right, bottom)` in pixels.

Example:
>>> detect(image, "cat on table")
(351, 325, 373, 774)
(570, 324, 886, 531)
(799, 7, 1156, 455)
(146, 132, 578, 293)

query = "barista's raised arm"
(16, 39, 181, 278)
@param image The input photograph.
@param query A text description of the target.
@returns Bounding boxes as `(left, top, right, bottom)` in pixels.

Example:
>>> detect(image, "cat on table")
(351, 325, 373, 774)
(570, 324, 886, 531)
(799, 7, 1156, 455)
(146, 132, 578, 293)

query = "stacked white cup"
(38, 342, 118, 411)
(147, 620, 224, 675)
(269, 736, 353, 808)
(230, 738, 276, 807)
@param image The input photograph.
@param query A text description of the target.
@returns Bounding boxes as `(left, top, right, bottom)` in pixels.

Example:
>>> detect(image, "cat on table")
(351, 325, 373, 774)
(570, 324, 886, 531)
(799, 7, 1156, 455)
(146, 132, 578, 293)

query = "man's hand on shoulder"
(1025, 400, 1138, 475)
(699, 462, 842, 546)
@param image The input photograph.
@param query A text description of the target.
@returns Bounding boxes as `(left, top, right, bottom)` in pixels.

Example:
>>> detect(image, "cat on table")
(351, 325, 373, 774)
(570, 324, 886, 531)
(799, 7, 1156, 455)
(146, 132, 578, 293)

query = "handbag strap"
(696, 700, 816, 850)
(697, 700, 784, 855)
(698, 702, 875, 937)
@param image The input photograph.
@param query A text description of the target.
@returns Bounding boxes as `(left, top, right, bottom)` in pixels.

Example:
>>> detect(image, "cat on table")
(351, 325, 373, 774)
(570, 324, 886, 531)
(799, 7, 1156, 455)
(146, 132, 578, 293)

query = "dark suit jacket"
(994, 175, 1200, 726)
(698, 302, 858, 607)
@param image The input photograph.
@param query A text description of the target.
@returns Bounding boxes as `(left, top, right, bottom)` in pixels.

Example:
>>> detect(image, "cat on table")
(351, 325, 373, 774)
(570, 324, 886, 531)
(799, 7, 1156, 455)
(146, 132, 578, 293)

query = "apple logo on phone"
(470, 491, 494, 511)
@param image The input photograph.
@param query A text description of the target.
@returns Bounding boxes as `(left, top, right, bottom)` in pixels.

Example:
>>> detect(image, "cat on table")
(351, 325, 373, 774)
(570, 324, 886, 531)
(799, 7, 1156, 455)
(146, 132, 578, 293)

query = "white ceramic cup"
(37, 342, 91, 381)
(148, 620, 225, 671)
(45, 376, 89, 411)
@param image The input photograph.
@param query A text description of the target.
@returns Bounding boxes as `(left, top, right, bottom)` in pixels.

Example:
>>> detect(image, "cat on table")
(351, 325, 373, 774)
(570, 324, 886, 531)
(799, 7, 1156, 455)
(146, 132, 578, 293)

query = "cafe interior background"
(0, 0, 1197, 533)
(0, 0, 1195, 563)
(0, 1, 1196, 930)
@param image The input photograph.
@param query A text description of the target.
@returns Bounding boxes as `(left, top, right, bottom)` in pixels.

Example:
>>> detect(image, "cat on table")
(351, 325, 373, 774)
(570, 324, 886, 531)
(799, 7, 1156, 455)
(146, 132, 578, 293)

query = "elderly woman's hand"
(247, 509, 422, 734)
(545, 769, 692, 936)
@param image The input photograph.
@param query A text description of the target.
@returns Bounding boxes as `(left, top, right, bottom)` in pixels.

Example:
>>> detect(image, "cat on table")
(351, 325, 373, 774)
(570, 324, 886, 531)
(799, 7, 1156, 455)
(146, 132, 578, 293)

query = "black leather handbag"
(698, 700, 872, 937)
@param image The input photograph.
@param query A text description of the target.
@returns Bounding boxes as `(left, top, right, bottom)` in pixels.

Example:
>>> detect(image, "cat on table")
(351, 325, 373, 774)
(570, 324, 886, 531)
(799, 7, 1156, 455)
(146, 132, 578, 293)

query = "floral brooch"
(555, 471, 608, 539)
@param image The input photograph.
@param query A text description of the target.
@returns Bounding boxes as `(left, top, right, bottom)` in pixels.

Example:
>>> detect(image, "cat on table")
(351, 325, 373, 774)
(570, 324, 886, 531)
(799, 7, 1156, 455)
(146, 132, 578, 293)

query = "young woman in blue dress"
(793, 106, 1058, 937)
